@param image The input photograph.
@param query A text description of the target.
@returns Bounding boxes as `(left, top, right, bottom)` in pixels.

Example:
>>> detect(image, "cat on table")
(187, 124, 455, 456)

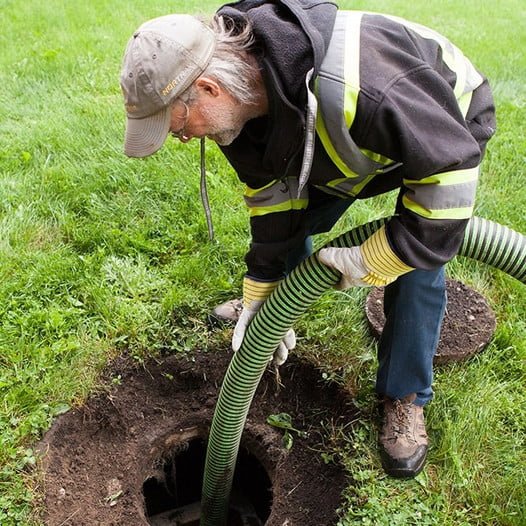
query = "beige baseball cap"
(120, 14, 216, 157)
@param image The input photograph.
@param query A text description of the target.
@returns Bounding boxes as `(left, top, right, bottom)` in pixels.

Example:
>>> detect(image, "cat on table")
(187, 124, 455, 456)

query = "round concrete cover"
(365, 279, 496, 364)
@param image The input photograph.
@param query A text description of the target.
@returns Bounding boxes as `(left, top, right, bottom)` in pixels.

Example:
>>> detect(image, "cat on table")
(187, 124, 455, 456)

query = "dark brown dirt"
(38, 350, 358, 526)
(365, 279, 496, 364)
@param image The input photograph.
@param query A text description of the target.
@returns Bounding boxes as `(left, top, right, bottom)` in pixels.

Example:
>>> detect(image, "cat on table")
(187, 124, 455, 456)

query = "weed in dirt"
(267, 412, 309, 450)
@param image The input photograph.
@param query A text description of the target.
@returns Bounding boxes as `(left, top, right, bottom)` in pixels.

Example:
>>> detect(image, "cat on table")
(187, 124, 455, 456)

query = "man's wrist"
(243, 276, 281, 309)
(361, 226, 414, 286)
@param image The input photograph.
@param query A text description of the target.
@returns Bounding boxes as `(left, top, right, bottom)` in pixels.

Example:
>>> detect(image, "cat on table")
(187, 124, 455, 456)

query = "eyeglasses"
(170, 100, 190, 140)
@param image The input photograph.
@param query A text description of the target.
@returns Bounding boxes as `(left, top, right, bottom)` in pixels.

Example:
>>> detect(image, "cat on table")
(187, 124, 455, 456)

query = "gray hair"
(179, 15, 260, 106)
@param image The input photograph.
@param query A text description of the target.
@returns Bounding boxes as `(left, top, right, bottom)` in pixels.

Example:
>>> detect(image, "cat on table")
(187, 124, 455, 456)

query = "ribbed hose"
(200, 216, 525, 525)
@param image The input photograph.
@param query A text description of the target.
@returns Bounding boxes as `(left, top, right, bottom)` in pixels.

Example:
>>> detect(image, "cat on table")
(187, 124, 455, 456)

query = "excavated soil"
(365, 279, 496, 364)
(38, 279, 494, 525)
(38, 351, 357, 526)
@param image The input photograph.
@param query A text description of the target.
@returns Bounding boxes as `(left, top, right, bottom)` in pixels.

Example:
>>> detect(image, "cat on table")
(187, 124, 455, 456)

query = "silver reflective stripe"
(328, 174, 376, 195)
(313, 184, 349, 198)
(383, 14, 483, 99)
(316, 11, 384, 178)
(297, 69, 317, 197)
(404, 179, 478, 211)
(244, 176, 308, 208)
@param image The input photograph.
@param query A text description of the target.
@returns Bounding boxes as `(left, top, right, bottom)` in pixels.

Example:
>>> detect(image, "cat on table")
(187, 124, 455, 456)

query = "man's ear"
(195, 77, 221, 97)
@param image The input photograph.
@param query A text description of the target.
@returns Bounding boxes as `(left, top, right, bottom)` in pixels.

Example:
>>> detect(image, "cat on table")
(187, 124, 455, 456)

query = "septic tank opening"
(143, 435, 272, 525)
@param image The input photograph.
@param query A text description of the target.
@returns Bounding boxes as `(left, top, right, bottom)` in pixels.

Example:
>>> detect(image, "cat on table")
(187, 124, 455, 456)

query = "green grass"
(0, 1, 524, 524)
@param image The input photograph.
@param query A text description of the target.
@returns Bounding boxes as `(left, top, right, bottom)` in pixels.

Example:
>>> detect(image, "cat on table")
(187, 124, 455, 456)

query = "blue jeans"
(285, 196, 446, 406)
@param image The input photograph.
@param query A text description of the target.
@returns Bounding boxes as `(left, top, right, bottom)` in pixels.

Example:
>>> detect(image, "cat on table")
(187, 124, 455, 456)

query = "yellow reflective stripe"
(352, 174, 377, 195)
(315, 12, 362, 180)
(403, 167, 479, 213)
(245, 178, 309, 217)
(313, 185, 347, 198)
(361, 226, 413, 285)
(327, 176, 350, 189)
(316, 102, 360, 178)
(243, 277, 280, 308)
(402, 195, 474, 219)
(351, 173, 377, 194)
(326, 173, 377, 195)
(403, 167, 479, 187)
(316, 105, 391, 189)
(361, 148, 395, 166)
(248, 198, 308, 217)
(343, 87, 359, 130)
(244, 180, 278, 198)
(316, 12, 395, 188)
(343, 12, 362, 128)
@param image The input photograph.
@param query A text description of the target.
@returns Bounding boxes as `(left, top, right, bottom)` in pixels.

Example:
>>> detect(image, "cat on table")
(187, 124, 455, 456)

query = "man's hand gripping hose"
(232, 277, 296, 366)
(318, 226, 414, 288)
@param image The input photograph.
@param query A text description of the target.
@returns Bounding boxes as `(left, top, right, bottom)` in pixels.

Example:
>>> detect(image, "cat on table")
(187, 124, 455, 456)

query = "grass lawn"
(0, 0, 524, 524)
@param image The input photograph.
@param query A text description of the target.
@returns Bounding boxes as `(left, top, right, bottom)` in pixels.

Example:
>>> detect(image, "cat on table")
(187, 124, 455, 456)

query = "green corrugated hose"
(200, 216, 525, 526)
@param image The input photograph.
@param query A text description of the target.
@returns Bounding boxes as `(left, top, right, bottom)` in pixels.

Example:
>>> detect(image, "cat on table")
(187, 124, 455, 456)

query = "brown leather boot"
(379, 393, 429, 478)
(208, 298, 243, 327)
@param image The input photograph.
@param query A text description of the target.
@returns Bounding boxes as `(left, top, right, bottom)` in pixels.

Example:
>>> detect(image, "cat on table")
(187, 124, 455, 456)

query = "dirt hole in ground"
(142, 432, 272, 525)
(39, 351, 358, 525)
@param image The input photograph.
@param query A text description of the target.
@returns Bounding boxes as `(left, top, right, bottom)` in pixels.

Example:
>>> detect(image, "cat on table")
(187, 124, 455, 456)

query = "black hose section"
(460, 217, 526, 282)
(200, 256, 339, 526)
(200, 216, 525, 525)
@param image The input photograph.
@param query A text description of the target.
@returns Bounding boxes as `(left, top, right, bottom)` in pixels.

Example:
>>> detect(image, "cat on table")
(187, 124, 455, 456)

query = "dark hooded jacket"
(216, 0, 496, 280)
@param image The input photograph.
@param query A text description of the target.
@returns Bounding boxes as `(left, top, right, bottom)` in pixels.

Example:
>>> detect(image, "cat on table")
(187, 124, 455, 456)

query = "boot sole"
(380, 445, 428, 478)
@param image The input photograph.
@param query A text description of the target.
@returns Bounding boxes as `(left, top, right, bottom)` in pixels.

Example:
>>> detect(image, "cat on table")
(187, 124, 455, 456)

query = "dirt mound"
(38, 350, 358, 525)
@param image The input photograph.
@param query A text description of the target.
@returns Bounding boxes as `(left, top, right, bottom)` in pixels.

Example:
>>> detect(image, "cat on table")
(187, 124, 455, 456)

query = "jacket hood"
(218, 0, 337, 104)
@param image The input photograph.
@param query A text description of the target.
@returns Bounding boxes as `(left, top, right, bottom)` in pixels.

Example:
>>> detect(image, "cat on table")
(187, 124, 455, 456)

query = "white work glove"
(232, 278, 296, 366)
(232, 302, 296, 365)
(317, 246, 371, 290)
(319, 227, 415, 289)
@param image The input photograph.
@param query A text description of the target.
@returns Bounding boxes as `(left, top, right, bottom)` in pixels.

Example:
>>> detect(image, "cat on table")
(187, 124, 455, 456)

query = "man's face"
(169, 88, 245, 146)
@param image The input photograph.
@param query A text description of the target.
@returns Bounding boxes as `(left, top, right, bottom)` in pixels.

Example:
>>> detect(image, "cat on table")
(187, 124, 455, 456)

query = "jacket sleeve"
(243, 177, 309, 280)
(219, 128, 311, 280)
(356, 67, 495, 272)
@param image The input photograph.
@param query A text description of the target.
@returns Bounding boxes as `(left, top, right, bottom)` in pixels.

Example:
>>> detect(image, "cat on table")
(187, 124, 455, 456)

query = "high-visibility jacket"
(218, 0, 496, 281)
